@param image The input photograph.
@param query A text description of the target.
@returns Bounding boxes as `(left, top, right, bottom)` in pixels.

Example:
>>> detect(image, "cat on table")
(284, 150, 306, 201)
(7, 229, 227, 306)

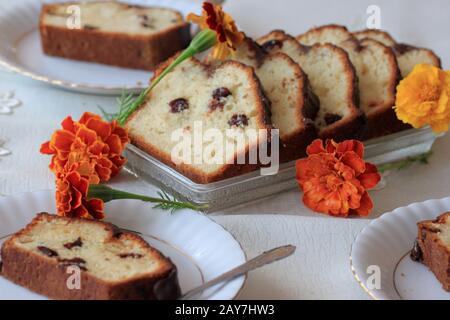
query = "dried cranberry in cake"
(261, 39, 283, 52)
(324, 113, 343, 125)
(410, 240, 423, 262)
(228, 114, 249, 127)
(58, 257, 88, 271)
(212, 87, 231, 99)
(38, 246, 58, 258)
(209, 87, 232, 111)
(64, 237, 83, 250)
(169, 98, 189, 113)
(118, 253, 144, 259)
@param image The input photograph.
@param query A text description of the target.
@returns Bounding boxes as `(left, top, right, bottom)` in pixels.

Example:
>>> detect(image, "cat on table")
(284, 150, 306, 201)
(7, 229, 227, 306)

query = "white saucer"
(0, 0, 200, 94)
(351, 197, 450, 300)
(0, 190, 246, 300)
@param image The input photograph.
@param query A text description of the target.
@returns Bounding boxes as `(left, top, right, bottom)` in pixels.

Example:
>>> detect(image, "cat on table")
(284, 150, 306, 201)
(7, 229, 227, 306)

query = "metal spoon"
(180, 244, 296, 300)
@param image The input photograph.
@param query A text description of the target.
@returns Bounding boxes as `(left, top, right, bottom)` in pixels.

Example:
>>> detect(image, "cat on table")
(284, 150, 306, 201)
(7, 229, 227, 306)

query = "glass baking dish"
(124, 127, 441, 212)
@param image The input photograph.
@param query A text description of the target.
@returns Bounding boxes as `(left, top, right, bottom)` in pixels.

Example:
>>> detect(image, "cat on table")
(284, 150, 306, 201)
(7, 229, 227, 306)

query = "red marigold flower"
(55, 162, 105, 219)
(296, 139, 381, 217)
(187, 1, 245, 60)
(40, 112, 129, 183)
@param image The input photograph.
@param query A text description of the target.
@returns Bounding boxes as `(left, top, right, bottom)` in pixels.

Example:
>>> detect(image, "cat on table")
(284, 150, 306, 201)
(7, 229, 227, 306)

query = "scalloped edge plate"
(0, 0, 201, 94)
(0, 190, 246, 300)
(351, 197, 450, 300)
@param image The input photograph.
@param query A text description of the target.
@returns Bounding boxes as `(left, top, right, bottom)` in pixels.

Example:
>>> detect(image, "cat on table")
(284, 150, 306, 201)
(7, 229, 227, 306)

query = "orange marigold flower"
(55, 162, 105, 219)
(187, 1, 245, 60)
(296, 139, 381, 217)
(40, 112, 129, 182)
(395, 64, 450, 134)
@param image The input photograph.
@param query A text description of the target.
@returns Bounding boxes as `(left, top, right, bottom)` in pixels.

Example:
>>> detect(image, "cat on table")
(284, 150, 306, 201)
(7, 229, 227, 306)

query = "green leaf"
(112, 29, 218, 125)
(88, 185, 208, 213)
(377, 151, 433, 173)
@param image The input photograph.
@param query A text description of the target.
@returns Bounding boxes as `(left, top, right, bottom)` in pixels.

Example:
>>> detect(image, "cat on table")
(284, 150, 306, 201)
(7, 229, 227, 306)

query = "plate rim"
(0, 189, 248, 300)
(349, 196, 450, 300)
(0, 0, 156, 95)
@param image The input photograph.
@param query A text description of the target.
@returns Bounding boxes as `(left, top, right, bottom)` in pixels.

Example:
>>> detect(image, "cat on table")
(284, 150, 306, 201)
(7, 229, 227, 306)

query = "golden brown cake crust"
(357, 38, 405, 140)
(296, 25, 404, 140)
(0, 213, 181, 300)
(127, 56, 273, 184)
(39, 3, 191, 71)
(259, 30, 365, 142)
(353, 29, 442, 69)
(413, 213, 450, 291)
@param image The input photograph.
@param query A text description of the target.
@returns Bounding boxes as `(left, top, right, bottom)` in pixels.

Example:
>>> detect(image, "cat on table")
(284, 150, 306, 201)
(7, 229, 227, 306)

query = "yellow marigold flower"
(395, 64, 450, 134)
(187, 2, 245, 60)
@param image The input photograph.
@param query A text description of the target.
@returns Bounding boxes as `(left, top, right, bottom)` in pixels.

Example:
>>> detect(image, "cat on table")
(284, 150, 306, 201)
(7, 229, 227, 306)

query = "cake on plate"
(0, 213, 181, 300)
(411, 212, 450, 291)
(40, 1, 191, 70)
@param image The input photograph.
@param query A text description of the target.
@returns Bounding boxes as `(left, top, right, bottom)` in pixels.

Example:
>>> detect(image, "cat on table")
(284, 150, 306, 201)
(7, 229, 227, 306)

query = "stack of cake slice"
(125, 24, 442, 183)
(297, 25, 403, 139)
(353, 29, 441, 77)
(206, 36, 320, 162)
(296, 24, 442, 139)
(257, 30, 365, 141)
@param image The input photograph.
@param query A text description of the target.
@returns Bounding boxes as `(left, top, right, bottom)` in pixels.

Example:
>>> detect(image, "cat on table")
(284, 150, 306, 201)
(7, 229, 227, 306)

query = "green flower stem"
(377, 151, 433, 173)
(88, 185, 208, 212)
(115, 29, 217, 125)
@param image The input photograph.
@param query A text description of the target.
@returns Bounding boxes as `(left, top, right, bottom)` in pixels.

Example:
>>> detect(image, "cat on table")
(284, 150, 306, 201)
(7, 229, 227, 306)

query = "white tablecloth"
(1, 0, 449, 300)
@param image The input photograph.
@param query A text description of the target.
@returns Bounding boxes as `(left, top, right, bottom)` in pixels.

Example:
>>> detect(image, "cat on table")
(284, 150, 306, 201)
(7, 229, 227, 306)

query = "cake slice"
(0, 213, 181, 300)
(207, 36, 319, 162)
(297, 25, 405, 139)
(258, 30, 364, 141)
(411, 212, 450, 291)
(353, 29, 442, 77)
(40, 1, 191, 70)
(126, 56, 272, 184)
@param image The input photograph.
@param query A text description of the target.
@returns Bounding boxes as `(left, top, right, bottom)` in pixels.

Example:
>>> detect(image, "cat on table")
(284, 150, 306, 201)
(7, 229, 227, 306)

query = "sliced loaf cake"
(353, 29, 442, 77)
(0, 213, 181, 300)
(126, 56, 272, 184)
(207, 36, 319, 162)
(411, 212, 450, 291)
(40, 1, 191, 70)
(297, 25, 405, 139)
(258, 30, 364, 141)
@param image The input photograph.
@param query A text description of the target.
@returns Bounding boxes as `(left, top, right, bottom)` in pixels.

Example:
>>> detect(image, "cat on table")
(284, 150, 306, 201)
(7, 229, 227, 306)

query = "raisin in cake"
(207, 36, 319, 162)
(0, 213, 181, 300)
(126, 56, 272, 184)
(40, 1, 191, 70)
(411, 212, 450, 291)
(353, 29, 442, 77)
(297, 25, 405, 140)
(258, 30, 365, 141)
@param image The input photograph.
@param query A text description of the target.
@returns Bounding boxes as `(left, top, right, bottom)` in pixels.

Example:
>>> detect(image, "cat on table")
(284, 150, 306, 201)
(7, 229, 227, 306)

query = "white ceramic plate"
(0, 0, 201, 94)
(0, 190, 246, 300)
(351, 197, 450, 300)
